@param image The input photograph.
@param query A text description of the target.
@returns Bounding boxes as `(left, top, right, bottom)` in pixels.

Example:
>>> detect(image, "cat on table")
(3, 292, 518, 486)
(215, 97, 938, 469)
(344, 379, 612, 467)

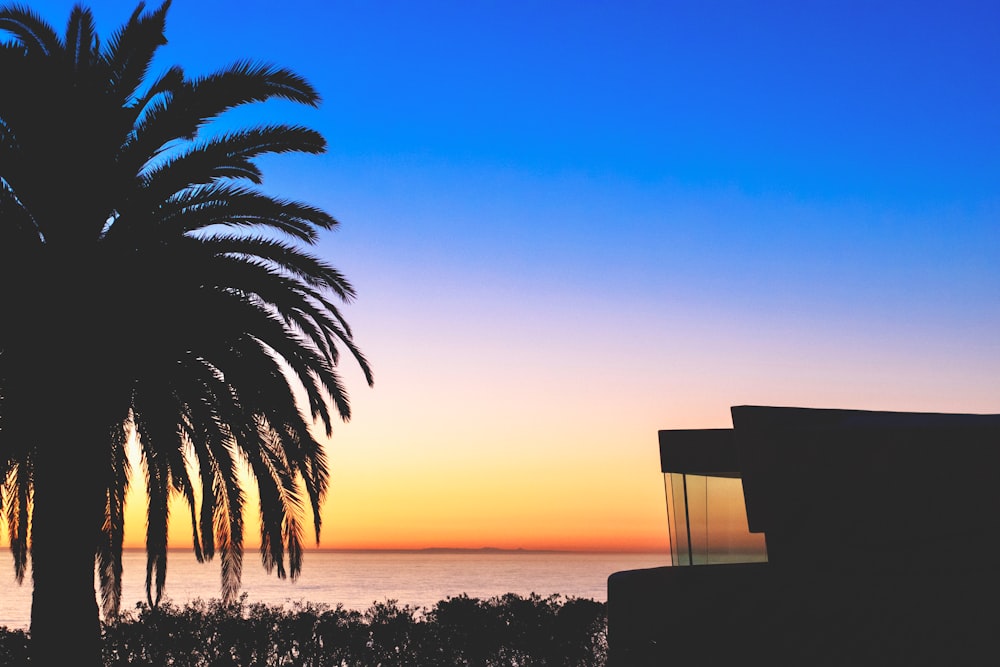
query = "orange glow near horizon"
(104, 424, 672, 555)
(3, 291, 998, 559)
(5, 295, 999, 559)
(116, 444, 671, 554)
(4, 271, 999, 559)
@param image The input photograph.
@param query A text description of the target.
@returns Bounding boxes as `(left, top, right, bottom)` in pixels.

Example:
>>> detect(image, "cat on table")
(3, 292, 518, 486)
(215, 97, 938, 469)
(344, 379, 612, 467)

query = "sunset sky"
(24, 1, 1000, 555)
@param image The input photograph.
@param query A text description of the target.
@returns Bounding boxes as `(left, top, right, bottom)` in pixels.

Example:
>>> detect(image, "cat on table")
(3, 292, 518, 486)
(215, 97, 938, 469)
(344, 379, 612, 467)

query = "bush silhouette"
(98, 593, 605, 666)
(0, 592, 607, 666)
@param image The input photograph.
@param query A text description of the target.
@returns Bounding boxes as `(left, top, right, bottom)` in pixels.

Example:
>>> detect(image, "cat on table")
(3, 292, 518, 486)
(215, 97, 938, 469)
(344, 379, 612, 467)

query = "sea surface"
(0, 550, 667, 630)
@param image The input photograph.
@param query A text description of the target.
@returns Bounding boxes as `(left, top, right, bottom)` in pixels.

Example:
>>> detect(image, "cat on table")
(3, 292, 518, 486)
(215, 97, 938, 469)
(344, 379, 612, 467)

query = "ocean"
(0, 550, 667, 630)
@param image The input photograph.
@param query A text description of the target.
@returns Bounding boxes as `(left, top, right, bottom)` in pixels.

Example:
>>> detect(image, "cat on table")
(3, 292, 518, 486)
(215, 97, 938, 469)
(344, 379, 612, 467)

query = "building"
(607, 406, 1000, 666)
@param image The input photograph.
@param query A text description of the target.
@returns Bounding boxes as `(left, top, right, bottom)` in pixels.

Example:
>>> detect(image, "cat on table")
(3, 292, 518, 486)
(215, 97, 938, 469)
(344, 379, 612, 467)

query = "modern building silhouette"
(608, 406, 1000, 666)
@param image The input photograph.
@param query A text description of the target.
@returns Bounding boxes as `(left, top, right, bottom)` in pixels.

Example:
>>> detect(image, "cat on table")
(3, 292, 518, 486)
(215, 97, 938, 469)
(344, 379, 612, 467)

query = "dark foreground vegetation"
(0, 593, 606, 666)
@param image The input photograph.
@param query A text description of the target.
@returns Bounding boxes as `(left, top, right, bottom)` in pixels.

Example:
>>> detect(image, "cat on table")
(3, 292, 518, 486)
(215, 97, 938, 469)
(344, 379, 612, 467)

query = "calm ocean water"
(0, 550, 667, 630)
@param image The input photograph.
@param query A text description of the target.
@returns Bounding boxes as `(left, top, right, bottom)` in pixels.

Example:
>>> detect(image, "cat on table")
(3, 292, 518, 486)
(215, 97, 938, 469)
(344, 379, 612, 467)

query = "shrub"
(0, 593, 606, 666)
(98, 593, 606, 667)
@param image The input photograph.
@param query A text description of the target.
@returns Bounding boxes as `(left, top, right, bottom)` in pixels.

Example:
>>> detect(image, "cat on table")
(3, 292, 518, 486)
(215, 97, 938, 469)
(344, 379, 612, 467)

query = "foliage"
(0, 5, 371, 663)
(0, 593, 607, 667)
(0, 629, 26, 667)
(0, 0, 372, 615)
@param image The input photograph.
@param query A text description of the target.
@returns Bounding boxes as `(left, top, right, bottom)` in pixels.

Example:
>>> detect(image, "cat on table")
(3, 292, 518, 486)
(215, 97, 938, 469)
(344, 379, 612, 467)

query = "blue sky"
(19, 1, 1000, 550)
(198, 0, 1000, 320)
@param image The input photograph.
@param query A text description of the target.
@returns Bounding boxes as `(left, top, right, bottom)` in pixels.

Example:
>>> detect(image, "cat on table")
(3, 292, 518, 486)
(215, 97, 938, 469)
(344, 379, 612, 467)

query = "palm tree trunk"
(29, 405, 109, 667)
(20, 258, 128, 666)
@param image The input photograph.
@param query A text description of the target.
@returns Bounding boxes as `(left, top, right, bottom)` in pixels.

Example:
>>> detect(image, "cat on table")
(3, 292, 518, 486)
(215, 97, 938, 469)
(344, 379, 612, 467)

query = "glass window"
(664, 472, 767, 566)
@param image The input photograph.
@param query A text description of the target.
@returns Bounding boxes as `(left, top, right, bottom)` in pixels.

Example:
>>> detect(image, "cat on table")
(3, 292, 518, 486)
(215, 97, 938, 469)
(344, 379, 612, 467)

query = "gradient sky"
(21, 1, 1000, 553)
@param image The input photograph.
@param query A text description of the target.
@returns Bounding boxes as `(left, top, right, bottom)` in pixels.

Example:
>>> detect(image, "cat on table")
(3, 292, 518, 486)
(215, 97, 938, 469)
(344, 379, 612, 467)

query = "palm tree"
(0, 3, 372, 665)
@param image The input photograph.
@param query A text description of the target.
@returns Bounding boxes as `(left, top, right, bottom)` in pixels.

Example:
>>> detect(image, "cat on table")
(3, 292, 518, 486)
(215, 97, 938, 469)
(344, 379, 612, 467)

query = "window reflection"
(664, 471, 767, 566)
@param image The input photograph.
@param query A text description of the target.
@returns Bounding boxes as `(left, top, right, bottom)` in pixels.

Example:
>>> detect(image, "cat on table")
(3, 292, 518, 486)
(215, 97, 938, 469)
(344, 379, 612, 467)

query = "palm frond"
(200, 233, 356, 298)
(170, 414, 204, 561)
(274, 421, 327, 545)
(65, 5, 97, 71)
(207, 417, 245, 603)
(189, 59, 322, 116)
(116, 183, 336, 243)
(127, 59, 320, 161)
(102, 1, 170, 104)
(241, 424, 305, 580)
(2, 461, 30, 583)
(138, 125, 326, 201)
(0, 4, 62, 56)
(137, 411, 175, 607)
(98, 423, 129, 618)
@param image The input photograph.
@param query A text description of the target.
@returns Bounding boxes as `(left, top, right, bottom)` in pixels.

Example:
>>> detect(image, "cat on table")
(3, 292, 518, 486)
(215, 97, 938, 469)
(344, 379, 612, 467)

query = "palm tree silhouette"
(0, 3, 372, 664)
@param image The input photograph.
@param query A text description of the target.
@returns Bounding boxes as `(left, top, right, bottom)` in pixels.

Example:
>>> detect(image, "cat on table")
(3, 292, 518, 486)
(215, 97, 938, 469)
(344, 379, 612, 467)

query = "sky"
(18, 1, 1000, 554)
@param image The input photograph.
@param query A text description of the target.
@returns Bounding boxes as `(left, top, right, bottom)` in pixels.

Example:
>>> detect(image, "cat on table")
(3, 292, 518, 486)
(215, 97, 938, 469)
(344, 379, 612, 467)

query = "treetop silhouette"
(0, 3, 371, 665)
